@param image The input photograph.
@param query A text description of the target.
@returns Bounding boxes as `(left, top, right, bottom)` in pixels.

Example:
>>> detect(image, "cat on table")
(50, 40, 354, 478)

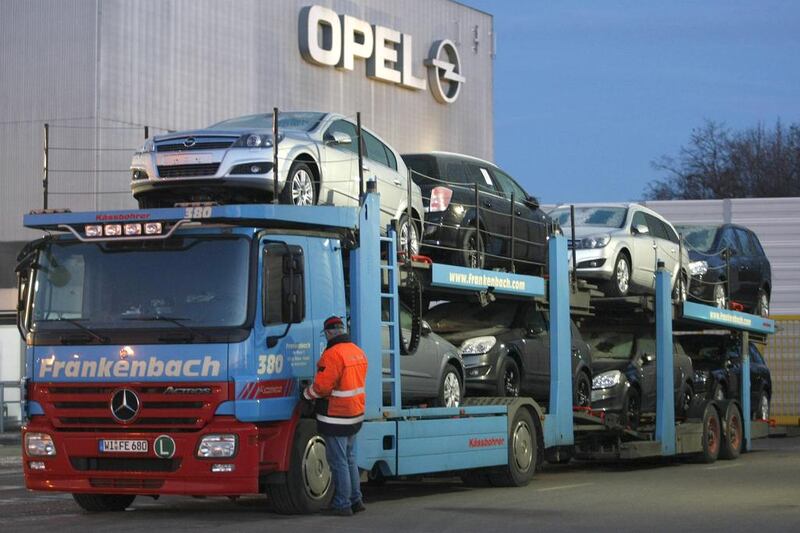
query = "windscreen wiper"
(49, 318, 110, 344)
(121, 315, 205, 341)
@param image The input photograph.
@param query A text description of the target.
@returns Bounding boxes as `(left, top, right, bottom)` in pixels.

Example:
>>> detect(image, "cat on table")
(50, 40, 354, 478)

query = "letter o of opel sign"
(298, 5, 465, 104)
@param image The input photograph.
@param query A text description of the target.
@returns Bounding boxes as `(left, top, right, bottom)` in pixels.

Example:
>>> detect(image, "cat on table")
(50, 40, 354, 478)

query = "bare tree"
(644, 119, 800, 200)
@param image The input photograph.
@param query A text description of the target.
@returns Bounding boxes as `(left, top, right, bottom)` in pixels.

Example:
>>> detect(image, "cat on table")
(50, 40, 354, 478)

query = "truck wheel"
(489, 408, 537, 487)
(719, 402, 743, 460)
(267, 420, 333, 514)
(573, 371, 591, 408)
(72, 493, 136, 512)
(435, 364, 462, 407)
(279, 161, 317, 206)
(604, 253, 630, 297)
(697, 403, 721, 464)
(496, 358, 521, 397)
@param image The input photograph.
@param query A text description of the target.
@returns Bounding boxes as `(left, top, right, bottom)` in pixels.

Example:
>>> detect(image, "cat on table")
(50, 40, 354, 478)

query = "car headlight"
(688, 260, 708, 277)
(578, 235, 611, 249)
(197, 434, 237, 458)
(592, 370, 623, 390)
(234, 133, 283, 148)
(25, 432, 56, 457)
(136, 138, 155, 153)
(460, 336, 497, 355)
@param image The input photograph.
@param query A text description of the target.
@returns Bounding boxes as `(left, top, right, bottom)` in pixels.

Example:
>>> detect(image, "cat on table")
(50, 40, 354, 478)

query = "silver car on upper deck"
(549, 203, 690, 299)
(131, 111, 424, 253)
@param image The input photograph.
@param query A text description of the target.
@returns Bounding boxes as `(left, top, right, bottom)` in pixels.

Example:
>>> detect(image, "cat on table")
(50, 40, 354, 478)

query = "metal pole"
(678, 232, 684, 301)
(357, 112, 365, 202)
(474, 183, 480, 264)
(406, 167, 413, 262)
(0, 383, 5, 433)
(43, 123, 49, 210)
(272, 107, 279, 204)
(570, 204, 577, 292)
(741, 331, 751, 451)
(509, 192, 516, 273)
(144, 125, 149, 140)
(725, 248, 731, 309)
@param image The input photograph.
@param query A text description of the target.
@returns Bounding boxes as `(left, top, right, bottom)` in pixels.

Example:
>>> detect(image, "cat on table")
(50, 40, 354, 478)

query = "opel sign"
(299, 5, 464, 104)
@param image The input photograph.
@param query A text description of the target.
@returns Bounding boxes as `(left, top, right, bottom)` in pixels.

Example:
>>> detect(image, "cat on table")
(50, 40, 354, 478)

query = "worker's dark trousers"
(324, 433, 362, 510)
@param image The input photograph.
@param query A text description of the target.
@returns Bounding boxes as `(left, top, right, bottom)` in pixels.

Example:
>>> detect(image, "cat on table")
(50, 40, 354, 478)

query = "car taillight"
(429, 187, 453, 212)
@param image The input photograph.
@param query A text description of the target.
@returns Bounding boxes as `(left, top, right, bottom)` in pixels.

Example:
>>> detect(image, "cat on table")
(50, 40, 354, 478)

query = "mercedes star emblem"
(110, 388, 141, 423)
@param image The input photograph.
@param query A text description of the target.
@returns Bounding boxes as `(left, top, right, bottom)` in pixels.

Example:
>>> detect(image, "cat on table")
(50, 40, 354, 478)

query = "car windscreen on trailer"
(585, 330, 635, 359)
(426, 302, 517, 333)
(676, 225, 719, 253)
(207, 112, 326, 131)
(30, 236, 251, 333)
(550, 206, 628, 228)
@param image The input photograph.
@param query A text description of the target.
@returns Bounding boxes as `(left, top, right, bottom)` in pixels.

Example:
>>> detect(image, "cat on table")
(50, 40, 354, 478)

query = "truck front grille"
(90, 478, 165, 490)
(72, 457, 181, 472)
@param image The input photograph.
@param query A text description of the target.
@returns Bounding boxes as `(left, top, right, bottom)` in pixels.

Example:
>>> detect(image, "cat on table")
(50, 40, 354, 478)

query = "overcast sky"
(461, 0, 800, 204)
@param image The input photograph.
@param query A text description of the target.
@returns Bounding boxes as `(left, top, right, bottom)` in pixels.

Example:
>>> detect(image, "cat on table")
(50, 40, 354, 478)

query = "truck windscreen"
(30, 236, 251, 339)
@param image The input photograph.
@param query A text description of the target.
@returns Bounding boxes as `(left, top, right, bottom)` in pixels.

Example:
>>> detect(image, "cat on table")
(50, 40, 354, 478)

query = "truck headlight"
(460, 336, 497, 355)
(592, 370, 623, 390)
(25, 432, 56, 456)
(688, 260, 708, 277)
(197, 434, 237, 458)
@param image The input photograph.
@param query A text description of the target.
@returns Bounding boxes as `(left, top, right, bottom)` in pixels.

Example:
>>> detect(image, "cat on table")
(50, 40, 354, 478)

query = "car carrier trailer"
(16, 183, 774, 514)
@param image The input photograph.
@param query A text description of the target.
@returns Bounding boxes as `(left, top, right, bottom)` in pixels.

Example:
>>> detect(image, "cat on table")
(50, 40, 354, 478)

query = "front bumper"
(22, 416, 260, 495)
(571, 247, 616, 280)
(462, 353, 500, 393)
(590, 382, 629, 413)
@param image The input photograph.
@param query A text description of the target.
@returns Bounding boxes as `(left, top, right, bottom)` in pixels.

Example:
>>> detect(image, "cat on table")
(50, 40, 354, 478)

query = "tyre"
(756, 289, 770, 318)
(677, 383, 694, 418)
(754, 389, 770, 420)
(697, 403, 721, 463)
(622, 387, 641, 430)
(435, 364, 462, 408)
(457, 228, 485, 269)
(488, 408, 537, 487)
(719, 402, 743, 460)
(495, 357, 521, 398)
(713, 283, 727, 309)
(573, 371, 592, 408)
(672, 271, 688, 303)
(279, 161, 317, 206)
(398, 213, 420, 257)
(72, 493, 136, 512)
(604, 253, 631, 297)
(266, 420, 333, 514)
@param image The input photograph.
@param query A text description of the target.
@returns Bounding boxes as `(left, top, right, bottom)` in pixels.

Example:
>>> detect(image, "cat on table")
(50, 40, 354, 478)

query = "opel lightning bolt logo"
(425, 39, 465, 104)
(183, 137, 197, 148)
(110, 388, 140, 423)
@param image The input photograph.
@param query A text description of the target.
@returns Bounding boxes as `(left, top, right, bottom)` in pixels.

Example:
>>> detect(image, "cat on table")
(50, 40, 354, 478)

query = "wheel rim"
(760, 394, 770, 420)
(511, 420, 533, 472)
(443, 372, 461, 407)
(302, 436, 331, 500)
(707, 415, 720, 455)
(290, 169, 314, 206)
(728, 411, 742, 450)
(399, 219, 420, 256)
(468, 233, 484, 269)
(759, 293, 769, 317)
(626, 393, 640, 426)
(714, 284, 727, 309)
(576, 377, 590, 407)
(616, 258, 629, 294)
(679, 276, 688, 302)
(504, 365, 520, 397)
(682, 388, 692, 414)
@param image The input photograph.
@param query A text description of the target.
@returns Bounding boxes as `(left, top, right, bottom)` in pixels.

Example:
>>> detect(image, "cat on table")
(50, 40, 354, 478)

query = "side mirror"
(421, 320, 432, 337)
(633, 224, 649, 236)
(524, 195, 540, 209)
(326, 131, 352, 146)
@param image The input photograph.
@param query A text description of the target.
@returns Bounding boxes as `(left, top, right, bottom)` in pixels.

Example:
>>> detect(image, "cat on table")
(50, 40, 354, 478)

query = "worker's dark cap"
(323, 316, 345, 330)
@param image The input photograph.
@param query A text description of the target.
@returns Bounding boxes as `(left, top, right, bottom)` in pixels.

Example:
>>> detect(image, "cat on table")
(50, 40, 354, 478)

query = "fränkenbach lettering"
(39, 355, 221, 379)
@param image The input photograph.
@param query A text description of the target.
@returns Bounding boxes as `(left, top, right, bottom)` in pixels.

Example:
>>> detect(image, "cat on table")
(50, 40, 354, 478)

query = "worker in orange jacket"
(303, 315, 368, 516)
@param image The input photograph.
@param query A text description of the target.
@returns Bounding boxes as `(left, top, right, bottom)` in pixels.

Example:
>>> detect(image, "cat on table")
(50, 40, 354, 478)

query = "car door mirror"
(421, 320, 432, 337)
(326, 131, 352, 146)
(632, 224, 649, 236)
(524, 195, 540, 209)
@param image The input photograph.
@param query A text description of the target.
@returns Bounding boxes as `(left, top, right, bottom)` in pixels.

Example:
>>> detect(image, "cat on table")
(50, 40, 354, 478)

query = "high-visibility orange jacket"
(303, 334, 368, 436)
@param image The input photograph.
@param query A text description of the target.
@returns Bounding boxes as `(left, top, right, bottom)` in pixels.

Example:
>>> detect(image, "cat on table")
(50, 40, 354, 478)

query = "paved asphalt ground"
(1, 436, 799, 533)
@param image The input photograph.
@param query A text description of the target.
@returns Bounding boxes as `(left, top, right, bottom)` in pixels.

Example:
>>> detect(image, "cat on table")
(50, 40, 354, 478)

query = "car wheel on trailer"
(756, 289, 770, 318)
(622, 387, 641, 430)
(458, 228, 485, 269)
(489, 408, 537, 487)
(267, 420, 333, 514)
(677, 383, 694, 418)
(72, 493, 136, 512)
(713, 283, 727, 309)
(573, 371, 591, 408)
(436, 364, 463, 407)
(719, 401, 743, 460)
(496, 357, 521, 397)
(698, 403, 721, 463)
(754, 389, 770, 420)
(672, 271, 688, 302)
(279, 161, 317, 206)
(604, 253, 630, 297)
(398, 213, 420, 257)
